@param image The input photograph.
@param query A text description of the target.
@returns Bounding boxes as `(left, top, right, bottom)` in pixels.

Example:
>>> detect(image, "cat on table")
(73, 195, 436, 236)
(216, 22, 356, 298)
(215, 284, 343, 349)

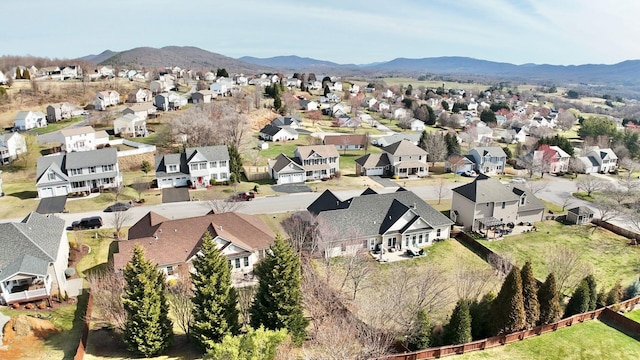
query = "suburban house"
(46, 102, 84, 122)
(191, 90, 217, 104)
(259, 124, 298, 142)
(0, 132, 27, 164)
(531, 145, 571, 174)
(50, 126, 109, 152)
(36, 147, 122, 198)
(450, 174, 545, 231)
(155, 145, 230, 189)
(410, 119, 426, 132)
(500, 128, 527, 144)
(567, 206, 595, 225)
(299, 99, 318, 111)
(0, 212, 69, 305)
(445, 154, 476, 174)
(294, 145, 340, 180)
(113, 211, 275, 278)
(150, 79, 173, 94)
(113, 114, 148, 138)
(271, 115, 302, 129)
(267, 154, 306, 184)
(468, 147, 507, 175)
(373, 133, 421, 147)
(323, 134, 368, 151)
(209, 82, 229, 96)
(574, 156, 599, 174)
(155, 92, 187, 111)
(94, 90, 121, 110)
(355, 140, 428, 178)
(586, 148, 618, 173)
(127, 89, 153, 103)
(307, 188, 453, 257)
(14, 111, 47, 130)
(122, 102, 157, 119)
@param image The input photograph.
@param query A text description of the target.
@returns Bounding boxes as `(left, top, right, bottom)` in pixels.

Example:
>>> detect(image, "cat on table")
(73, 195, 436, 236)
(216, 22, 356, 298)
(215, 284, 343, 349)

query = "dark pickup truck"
(229, 192, 255, 201)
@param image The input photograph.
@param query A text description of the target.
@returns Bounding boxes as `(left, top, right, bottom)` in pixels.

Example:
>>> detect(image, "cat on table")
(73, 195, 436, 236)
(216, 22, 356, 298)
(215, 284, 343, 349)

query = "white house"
(94, 90, 120, 110)
(113, 114, 148, 138)
(14, 111, 47, 130)
(122, 103, 157, 119)
(155, 146, 230, 189)
(411, 119, 426, 132)
(127, 89, 153, 103)
(586, 148, 618, 173)
(51, 126, 109, 152)
(259, 124, 298, 142)
(155, 92, 187, 111)
(0, 132, 27, 164)
(468, 147, 507, 175)
(191, 90, 217, 104)
(46, 102, 84, 122)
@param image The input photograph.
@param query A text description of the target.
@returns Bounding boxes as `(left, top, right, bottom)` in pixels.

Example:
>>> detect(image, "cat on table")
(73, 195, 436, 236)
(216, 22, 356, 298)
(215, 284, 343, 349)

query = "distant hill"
(92, 46, 270, 73)
(238, 55, 355, 72)
(78, 50, 118, 64)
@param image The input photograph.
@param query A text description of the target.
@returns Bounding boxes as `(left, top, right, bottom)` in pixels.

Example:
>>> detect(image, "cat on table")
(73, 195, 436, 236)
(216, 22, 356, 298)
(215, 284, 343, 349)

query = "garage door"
(40, 187, 53, 198)
(173, 177, 188, 187)
(278, 174, 292, 184)
(54, 186, 68, 196)
(366, 168, 384, 176)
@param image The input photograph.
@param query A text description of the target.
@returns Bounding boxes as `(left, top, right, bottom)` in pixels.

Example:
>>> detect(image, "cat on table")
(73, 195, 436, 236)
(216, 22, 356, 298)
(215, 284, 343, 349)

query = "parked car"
(71, 216, 103, 230)
(461, 170, 477, 177)
(406, 247, 425, 257)
(510, 177, 526, 184)
(228, 192, 255, 202)
(104, 202, 132, 212)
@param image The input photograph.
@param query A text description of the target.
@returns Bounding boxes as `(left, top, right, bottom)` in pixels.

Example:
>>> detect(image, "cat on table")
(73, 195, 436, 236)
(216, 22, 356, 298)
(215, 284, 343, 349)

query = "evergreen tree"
(15, 67, 22, 80)
(491, 267, 526, 335)
(207, 326, 288, 360)
(191, 231, 240, 351)
(444, 299, 472, 345)
(23, 69, 30, 80)
(480, 109, 497, 124)
(605, 280, 624, 305)
(323, 84, 330, 96)
(122, 245, 173, 357)
(469, 292, 495, 340)
(408, 308, 431, 350)
(564, 280, 590, 317)
(250, 234, 308, 345)
(441, 100, 450, 111)
(273, 95, 282, 112)
(583, 275, 598, 311)
(444, 133, 460, 156)
(141, 160, 152, 174)
(216, 68, 229, 78)
(227, 143, 243, 183)
(426, 104, 436, 125)
(538, 273, 562, 325)
(520, 261, 540, 328)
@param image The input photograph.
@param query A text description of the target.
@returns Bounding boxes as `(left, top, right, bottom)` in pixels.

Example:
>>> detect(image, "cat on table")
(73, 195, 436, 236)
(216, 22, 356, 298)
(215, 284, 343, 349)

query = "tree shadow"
(85, 330, 202, 359)
(9, 190, 38, 199)
(43, 291, 89, 360)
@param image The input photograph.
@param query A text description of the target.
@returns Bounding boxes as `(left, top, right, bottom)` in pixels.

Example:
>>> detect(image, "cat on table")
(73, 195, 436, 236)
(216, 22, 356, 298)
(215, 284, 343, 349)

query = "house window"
(168, 164, 177, 172)
(220, 160, 227, 167)
(220, 172, 227, 179)
(501, 202, 505, 209)
(211, 173, 217, 180)
(235, 258, 241, 269)
(418, 235, 423, 244)
(399, 156, 402, 161)
(190, 163, 198, 171)
(166, 266, 174, 275)
(243, 257, 249, 267)
(228, 260, 232, 268)
(437, 229, 441, 237)
(199, 162, 207, 170)
(209, 161, 217, 168)
(89, 166, 96, 173)
(102, 164, 114, 172)
(521, 196, 526, 205)
(47, 172, 56, 181)
(341, 243, 347, 252)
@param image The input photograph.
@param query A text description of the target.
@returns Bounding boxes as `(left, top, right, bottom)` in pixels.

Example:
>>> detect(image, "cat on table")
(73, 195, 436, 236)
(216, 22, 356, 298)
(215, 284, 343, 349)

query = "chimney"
(219, 225, 223, 231)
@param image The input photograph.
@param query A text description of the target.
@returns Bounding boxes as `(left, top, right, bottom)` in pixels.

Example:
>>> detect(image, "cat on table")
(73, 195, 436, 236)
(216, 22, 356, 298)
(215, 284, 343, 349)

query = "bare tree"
(111, 210, 133, 240)
(556, 109, 577, 130)
(131, 177, 149, 201)
(545, 245, 591, 296)
(207, 193, 244, 214)
(307, 110, 323, 128)
(436, 177, 449, 205)
(421, 132, 447, 166)
(526, 180, 548, 195)
(454, 260, 497, 301)
(487, 252, 514, 279)
(576, 176, 606, 197)
(593, 198, 622, 224)
(281, 211, 318, 255)
(560, 196, 574, 212)
(166, 265, 193, 336)
(85, 267, 126, 330)
(237, 285, 257, 326)
(339, 252, 376, 300)
(398, 117, 413, 130)
(111, 182, 125, 202)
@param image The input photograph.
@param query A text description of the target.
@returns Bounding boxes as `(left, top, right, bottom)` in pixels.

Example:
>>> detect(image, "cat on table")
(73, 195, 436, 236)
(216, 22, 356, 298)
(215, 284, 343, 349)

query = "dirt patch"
(2, 315, 58, 359)
(249, 108, 279, 131)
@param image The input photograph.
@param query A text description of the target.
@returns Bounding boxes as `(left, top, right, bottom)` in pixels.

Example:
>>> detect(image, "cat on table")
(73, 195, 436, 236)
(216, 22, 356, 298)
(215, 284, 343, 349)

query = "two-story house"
(36, 148, 122, 198)
(46, 102, 84, 122)
(113, 114, 148, 138)
(450, 174, 544, 231)
(51, 126, 109, 153)
(155, 146, 230, 189)
(94, 90, 120, 110)
(294, 145, 340, 181)
(191, 90, 217, 104)
(127, 89, 153, 103)
(586, 148, 618, 173)
(122, 102, 157, 119)
(468, 147, 507, 175)
(0, 132, 27, 164)
(355, 140, 428, 177)
(14, 111, 47, 130)
(532, 145, 571, 174)
(113, 211, 275, 280)
(155, 92, 187, 111)
(307, 188, 453, 257)
(0, 212, 70, 305)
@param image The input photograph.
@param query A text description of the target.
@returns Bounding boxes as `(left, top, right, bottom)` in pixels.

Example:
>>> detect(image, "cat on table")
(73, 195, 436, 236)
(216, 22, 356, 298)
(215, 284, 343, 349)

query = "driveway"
(369, 176, 399, 188)
(271, 183, 312, 194)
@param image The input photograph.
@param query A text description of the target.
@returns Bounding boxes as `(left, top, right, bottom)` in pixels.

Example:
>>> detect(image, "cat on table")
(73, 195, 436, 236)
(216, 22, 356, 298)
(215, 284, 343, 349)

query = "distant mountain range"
(79, 46, 640, 88)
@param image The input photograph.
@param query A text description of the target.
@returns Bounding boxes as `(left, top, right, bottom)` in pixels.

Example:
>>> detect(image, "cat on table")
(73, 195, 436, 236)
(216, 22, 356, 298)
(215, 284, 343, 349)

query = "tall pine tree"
(250, 234, 308, 345)
(191, 231, 240, 351)
(491, 267, 526, 335)
(227, 143, 243, 184)
(122, 245, 173, 357)
(520, 261, 540, 328)
(408, 308, 431, 350)
(538, 273, 562, 325)
(470, 292, 496, 340)
(583, 275, 598, 311)
(444, 299, 472, 345)
(564, 280, 590, 318)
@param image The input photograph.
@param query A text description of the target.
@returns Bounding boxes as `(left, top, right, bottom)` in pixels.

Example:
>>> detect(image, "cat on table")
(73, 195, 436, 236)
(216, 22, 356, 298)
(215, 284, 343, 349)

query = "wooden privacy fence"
(377, 295, 640, 360)
(591, 218, 640, 244)
(243, 166, 270, 181)
(73, 291, 94, 360)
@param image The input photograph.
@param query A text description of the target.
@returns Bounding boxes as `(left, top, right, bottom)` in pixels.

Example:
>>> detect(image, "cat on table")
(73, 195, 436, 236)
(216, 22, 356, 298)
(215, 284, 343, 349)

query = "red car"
(229, 192, 255, 201)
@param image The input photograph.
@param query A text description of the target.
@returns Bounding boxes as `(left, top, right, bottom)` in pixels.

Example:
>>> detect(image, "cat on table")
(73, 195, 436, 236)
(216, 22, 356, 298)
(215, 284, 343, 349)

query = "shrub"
(626, 278, 640, 299)
(64, 268, 76, 278)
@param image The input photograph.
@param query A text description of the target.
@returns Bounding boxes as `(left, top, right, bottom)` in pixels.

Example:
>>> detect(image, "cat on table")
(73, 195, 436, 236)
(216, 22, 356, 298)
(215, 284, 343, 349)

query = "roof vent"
(219, 225, 223, 231)
(174, 228, 177, 232)
(154, 234, 158, 240)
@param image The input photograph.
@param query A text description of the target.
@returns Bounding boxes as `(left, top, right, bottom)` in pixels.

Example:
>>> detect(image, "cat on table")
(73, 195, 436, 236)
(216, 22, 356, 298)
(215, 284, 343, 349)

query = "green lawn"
(483, 221, 640, 290)
(32, 117, 84, 134)
(0, 179, 39, 218)
(458, 320, 640, 360)
(74, 228, 116, 278)
(625, 309, 640, 323)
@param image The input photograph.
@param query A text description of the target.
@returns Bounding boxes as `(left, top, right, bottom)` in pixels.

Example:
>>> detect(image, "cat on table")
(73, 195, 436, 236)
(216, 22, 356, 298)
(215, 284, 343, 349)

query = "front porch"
(393, 161, 428, 178)
(1, 275, 52, 305)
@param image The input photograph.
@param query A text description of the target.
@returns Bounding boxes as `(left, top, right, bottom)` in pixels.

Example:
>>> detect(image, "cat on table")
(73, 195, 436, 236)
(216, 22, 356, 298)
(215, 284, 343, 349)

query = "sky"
(4, 0, 639, 66)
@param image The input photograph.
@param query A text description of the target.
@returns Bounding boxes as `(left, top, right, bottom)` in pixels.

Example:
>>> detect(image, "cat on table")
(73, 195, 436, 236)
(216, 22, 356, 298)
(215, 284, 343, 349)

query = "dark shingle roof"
(65, 148, 117, 169)
(186, 146, 230, 162)
(354, 153, 390, 168)
(452, 174, 520, 203)
(268, 154, 304, 173)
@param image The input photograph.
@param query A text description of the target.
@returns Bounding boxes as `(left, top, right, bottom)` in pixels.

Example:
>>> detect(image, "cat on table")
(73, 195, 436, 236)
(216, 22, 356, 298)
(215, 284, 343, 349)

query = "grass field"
(458, 320, 640, 360)
(483, 221, 640, 290)
(31, 117, 84, 134)
(625, 309, 640, 323)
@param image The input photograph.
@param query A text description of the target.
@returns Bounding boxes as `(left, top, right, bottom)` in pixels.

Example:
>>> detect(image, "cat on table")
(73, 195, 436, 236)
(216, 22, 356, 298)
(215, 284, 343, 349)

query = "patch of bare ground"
(249, 108, 279, 131)
(2, 315, 58, 360)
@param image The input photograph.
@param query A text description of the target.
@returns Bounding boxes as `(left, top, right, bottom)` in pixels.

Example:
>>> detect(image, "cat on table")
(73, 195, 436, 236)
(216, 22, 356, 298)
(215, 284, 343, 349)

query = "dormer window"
(521, 195, 526, 206)
(168, 164, 177, 173)
(47, 172, 56, 181)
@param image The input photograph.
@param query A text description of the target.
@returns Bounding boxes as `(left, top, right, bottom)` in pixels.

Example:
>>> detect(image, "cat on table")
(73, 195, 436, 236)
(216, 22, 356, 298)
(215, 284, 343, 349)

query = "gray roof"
(375, 133, 421, 147)
(354, 153, 390, 168)
(507, 184, 546, 213)
(36, 153, 67, 183)
(268, 154, 304, 173)
(186, 145, 230, 162)
(568, 206, 594, 216)
(271, 115, 302, 127)
(155, 153, 189, 178)
(471, 146, 507, 158)
(65, 148, 117, 169)
(452, 174, 520, 203)
(311, 189, 452, 238)
(0, 212, 65, 282)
